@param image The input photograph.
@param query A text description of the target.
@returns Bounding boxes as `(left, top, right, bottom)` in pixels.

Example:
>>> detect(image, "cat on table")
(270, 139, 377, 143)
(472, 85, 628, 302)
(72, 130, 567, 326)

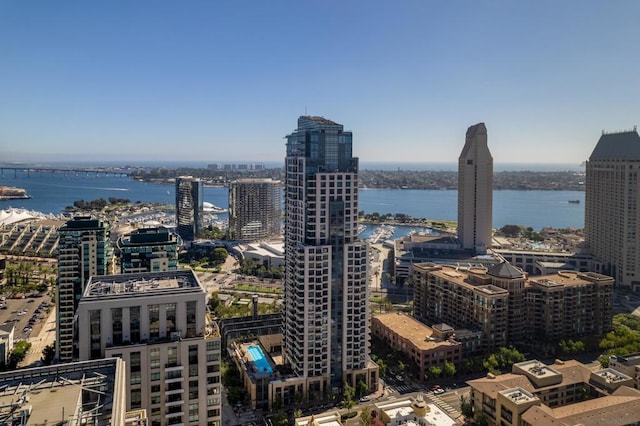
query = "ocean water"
(0, 170, 585, 229)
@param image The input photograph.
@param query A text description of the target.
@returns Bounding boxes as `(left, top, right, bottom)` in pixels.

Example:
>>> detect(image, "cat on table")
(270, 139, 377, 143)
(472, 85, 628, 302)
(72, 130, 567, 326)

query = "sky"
(1, 1, 639, 166)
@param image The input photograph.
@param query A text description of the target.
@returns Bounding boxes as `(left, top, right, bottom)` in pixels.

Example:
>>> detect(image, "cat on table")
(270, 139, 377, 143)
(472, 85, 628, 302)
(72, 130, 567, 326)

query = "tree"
(483, 346, 525, 375)
(357, 379, 369, 397)
(8, 341, 32, 369)
(499, 224, 522, 237)
(210, 248, 229, 266)
(375, 358, 388, 376)
(41, 343, 56, 365)
(428, 365, 442, 380)
(443, 361, 456, 377)
(360, 407, 373, 426)
(460, 395, 473, 419)
(341, 382, 356, 415)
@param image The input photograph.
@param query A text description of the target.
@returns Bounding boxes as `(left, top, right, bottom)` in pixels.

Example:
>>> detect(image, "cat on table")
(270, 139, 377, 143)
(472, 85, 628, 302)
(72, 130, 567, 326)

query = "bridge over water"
(0, 167, 129, 178)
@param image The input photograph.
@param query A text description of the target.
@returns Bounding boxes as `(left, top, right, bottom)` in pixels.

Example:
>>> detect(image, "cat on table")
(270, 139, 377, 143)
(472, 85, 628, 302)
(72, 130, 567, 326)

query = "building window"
(150, 348, 160, 369)
(189, 380, 199, 400)
(131, 389, 142, 409)
(206, 340, 220, 351)
(149, 304, 160, 339)
(90, 310, 101, 359)
(186, 301, 197, 337)
(167, 346, 178, 367)
(130, 306, 140, 342)
(166, 303, 177, 334)
(189, 403, 199, 422)
(111, 307, 123, 345)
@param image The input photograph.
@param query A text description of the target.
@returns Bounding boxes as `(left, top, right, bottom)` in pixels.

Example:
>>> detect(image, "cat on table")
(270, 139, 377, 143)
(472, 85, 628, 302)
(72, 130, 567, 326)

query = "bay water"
(0, 171, 584, 230)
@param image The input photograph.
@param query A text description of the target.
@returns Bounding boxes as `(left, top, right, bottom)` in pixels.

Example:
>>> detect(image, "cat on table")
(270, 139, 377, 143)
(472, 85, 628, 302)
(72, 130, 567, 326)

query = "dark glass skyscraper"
(175, 176, 203, 241)
(283, 116, 377, 395)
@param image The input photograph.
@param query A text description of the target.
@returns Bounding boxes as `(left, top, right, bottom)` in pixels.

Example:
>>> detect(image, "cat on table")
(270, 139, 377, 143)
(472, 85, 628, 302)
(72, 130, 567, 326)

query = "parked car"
(359, 396, 371, 403)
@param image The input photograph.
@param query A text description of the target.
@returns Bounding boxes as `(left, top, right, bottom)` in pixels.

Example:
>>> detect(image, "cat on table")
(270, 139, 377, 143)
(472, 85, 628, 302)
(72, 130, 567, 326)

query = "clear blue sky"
(1, 1, 638, 165)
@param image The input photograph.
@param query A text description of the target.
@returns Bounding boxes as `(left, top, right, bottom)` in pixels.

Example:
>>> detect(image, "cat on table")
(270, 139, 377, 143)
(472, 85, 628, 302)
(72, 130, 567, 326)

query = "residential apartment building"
(608, 352, 640, 389)
(283, 116, 378, 396)
(175, 176, 203, 242)
(76, 270, 221, 426)
(458, 122, 493, 253)
(468, 359, 640, 426)
(371, 312, 462, 381)
(585, 128, 640, 291)
(228, 178, 281, 240)
(57, 215, 113, 362)
(413, 262, 613, 352)
(116, 227, 181, 273)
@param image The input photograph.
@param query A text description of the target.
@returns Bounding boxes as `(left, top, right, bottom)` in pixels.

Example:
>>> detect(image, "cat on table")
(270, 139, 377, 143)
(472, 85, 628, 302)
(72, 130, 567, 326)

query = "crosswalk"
(428, 393, 461, 420)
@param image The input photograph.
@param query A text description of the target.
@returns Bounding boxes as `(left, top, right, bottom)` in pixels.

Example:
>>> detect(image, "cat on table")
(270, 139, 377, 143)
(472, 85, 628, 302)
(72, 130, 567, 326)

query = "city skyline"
(2, 1, 639, 164)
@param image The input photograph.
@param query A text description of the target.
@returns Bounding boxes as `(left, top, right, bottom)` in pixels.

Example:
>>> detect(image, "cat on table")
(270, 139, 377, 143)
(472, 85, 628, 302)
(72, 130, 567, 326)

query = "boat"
(568, 200, 580, 204)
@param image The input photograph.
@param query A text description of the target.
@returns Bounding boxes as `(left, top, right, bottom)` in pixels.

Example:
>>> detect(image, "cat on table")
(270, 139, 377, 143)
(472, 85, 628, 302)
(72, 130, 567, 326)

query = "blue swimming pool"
(247, 345, 273, 374)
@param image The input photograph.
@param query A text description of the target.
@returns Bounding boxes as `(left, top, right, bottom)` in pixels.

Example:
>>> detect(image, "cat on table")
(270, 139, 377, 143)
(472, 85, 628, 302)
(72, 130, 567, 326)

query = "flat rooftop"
(84, 270, 202, 298)
(373, 313, 458, 351)
(0, 359, 123, 425)
(500, 387, 537, 404)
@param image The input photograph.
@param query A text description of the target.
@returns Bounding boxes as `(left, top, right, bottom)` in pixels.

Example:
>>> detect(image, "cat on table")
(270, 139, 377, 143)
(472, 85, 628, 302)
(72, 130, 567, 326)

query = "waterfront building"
(458, 122, 493, 253)
(585, 128, 640, 291)
(0, 358, 130, 426)
(228, 178, 281, 241)
(57, 215, 113, 362)
(116, 226, 181, 273)
(283, 116, 378, 396)
(371, 312, 462, 381)
(413, 263, 613, 352)
(76, 270, 221, 426)
(468, 359, 640, 426)
(175, 176, 203, 242)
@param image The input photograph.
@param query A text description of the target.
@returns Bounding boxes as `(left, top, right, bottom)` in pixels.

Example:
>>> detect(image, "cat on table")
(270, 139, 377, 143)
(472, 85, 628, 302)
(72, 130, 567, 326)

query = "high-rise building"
(283, 116, 378, 395)
(585, 129, 640, 291)
(458, 122, 493, 253)
(175, 176, 203, 241)
(57, 215, 113, 362)
(116, 227, 181, 273)
(228, 178, 281, 240)
(76, 270, 222, 426)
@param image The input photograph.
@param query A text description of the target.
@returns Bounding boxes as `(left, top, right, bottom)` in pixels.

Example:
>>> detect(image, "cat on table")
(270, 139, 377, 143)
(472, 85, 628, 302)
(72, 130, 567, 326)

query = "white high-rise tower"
(283, 116, 378, 396)
(458, 123, 493, 252)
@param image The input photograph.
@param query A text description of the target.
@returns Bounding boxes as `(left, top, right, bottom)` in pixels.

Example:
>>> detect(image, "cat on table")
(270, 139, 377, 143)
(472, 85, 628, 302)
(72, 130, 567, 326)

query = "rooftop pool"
(247, 345, 273, 374)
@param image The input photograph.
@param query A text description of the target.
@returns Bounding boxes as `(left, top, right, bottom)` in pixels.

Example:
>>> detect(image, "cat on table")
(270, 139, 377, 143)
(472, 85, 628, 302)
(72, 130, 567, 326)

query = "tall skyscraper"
(175, 176, 203, 241)
(228, 178, 281, 240)
(56, 215, 113, 362)
(283, 116, 378, 395)
(586, 128, 640, 291)
(457, 122, 493, 253)
(116, 226, 182, 273)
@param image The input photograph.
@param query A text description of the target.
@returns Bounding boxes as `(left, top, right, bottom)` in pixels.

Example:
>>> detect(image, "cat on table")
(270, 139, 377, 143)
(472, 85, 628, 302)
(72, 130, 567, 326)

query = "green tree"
(41, 342, 56, 365)
(341, 382, 356, 415)
(357, 379, 369, 397)
(375, 358, 388, 376)
(483, 346, 525, 375)
(460, 395, 473, 418)
(499, 224, 522, 237)
(8, 341, 32, 369)
(360, 407, 372, 426)
(443, 361, 456, 377)
(428, 365, 442, 379)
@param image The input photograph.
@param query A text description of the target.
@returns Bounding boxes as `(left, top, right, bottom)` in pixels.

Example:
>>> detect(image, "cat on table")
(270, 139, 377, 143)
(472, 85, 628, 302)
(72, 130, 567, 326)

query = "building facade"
(116, 227, 181, 273)
(175, 176, 203, 242)
(468, 359, 640, 426)
(228, 178, 281, 241)
(283, 116, 377, 395)
(76, 270, 222, 426)
(57, 215, 113, 362)
(413, 263, 613, 352)
(585, 129, 640, 291)
(457, 122, 493, 253)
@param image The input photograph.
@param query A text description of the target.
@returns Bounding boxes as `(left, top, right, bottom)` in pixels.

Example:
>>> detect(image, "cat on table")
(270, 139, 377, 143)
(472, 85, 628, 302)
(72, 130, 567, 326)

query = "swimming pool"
(247, 345, 273, 374)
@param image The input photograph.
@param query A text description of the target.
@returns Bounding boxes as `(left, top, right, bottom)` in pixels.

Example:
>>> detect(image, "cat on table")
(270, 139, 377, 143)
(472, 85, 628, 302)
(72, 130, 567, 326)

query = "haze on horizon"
(1, 1, 638, 165)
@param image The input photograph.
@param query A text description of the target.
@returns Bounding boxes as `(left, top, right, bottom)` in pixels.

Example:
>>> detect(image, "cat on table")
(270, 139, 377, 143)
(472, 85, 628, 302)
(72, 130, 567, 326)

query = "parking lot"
(0, 294, 53, 341)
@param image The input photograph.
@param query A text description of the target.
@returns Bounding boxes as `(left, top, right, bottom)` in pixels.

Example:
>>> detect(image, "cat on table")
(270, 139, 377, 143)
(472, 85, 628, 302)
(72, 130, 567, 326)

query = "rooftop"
(84, 270, 202, 298)
(590, 129, 640, 160)
(372, 313, 458, 351)
(500, 387, 537, 404)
